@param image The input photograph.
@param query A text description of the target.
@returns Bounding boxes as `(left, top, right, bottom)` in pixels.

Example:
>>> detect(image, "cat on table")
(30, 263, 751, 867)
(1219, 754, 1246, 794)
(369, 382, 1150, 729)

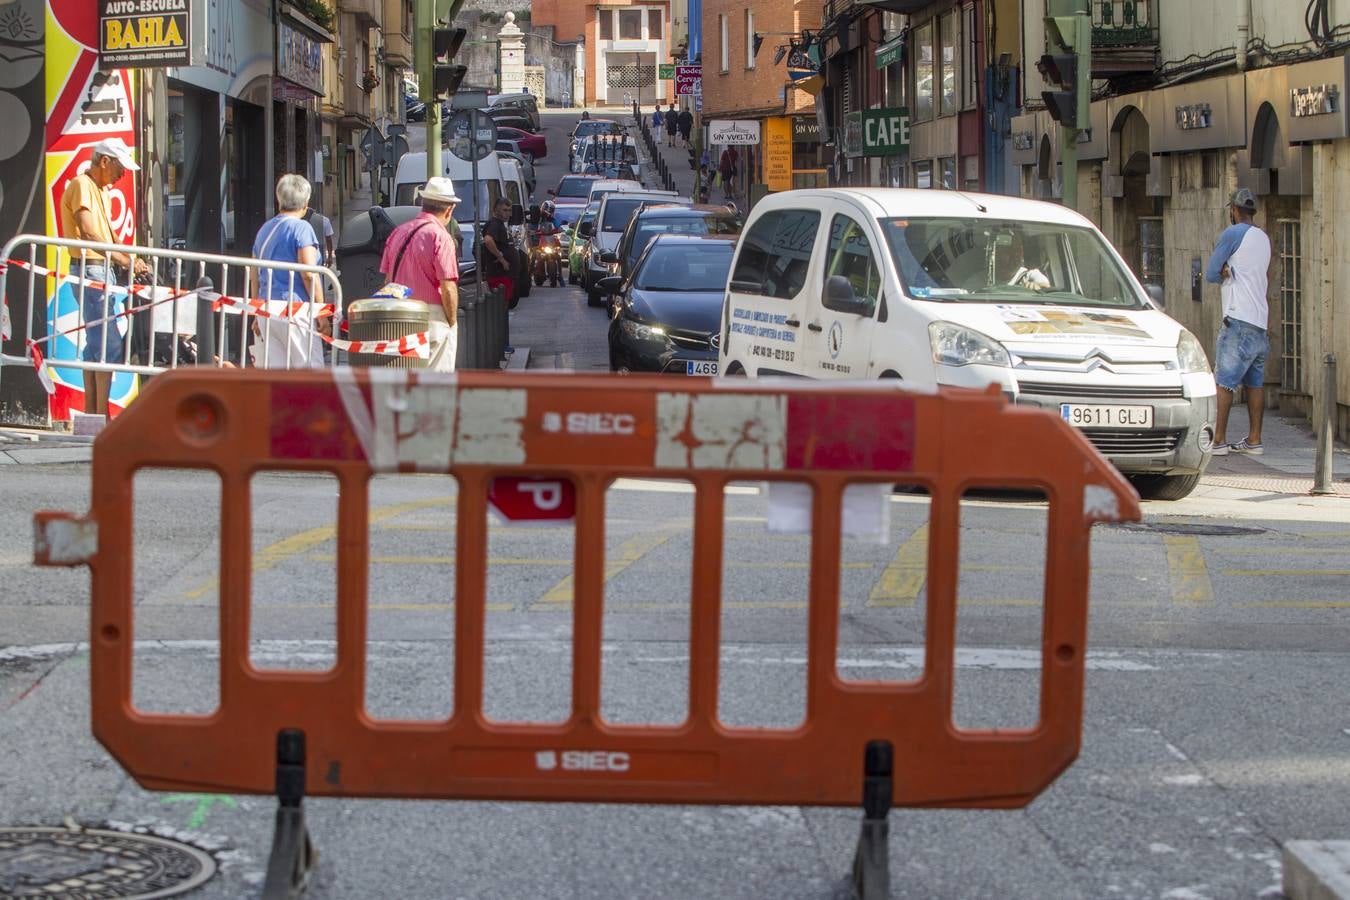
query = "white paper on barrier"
(146, 287, 198, 335)
(765, 482, 890, 544)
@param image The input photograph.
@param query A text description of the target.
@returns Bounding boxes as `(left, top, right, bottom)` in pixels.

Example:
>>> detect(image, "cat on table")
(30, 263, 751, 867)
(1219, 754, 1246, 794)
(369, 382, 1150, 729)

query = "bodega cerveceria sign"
(99, 0, 191, 69)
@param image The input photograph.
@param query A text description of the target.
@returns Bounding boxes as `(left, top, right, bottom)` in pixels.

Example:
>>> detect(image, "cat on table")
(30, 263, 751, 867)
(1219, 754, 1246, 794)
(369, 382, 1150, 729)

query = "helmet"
(541, 200, 555, 217)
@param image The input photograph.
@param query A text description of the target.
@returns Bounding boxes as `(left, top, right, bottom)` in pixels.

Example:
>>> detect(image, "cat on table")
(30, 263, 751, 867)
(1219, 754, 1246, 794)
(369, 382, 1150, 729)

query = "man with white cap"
(59, 136, 148, 415)
(379, 175, 461, 371)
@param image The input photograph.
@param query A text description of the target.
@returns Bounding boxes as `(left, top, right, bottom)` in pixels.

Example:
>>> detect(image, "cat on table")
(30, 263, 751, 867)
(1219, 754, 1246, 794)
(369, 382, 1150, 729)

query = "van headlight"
(929, 322, 1011, 368)
(1176, 330, 1211, 374)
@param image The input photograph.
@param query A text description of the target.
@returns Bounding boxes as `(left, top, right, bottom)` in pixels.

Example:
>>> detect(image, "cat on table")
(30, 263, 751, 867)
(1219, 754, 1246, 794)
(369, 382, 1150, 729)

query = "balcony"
(1091, 0, 1158, 77)
(340, 0, 381, 29)
(341, 67, 373, 127)
(382, 0, 412, 67)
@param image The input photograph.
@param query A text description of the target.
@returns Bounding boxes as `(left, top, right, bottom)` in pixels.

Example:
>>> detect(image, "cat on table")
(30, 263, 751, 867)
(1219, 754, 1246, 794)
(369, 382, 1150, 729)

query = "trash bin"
(347, 298, 431, 368)
(335, 206, 417, 319)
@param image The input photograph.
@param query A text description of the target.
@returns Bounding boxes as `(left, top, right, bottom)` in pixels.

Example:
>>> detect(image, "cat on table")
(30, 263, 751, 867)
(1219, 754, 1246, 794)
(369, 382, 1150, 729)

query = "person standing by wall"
(665, 102, 679, 148)
(677, 107, 693, 149)
(480, 197, 519, 309)
(1205, 188, 1272, 456)
(379, 176, 461, 372)
(58, 137, 149, 416)
(652, 105, 665, 133)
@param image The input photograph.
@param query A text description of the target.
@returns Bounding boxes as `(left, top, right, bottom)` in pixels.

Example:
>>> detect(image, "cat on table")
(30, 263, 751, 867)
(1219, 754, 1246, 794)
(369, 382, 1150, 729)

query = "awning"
(855, 0, 930, 12)
(875, 36, 904, 70)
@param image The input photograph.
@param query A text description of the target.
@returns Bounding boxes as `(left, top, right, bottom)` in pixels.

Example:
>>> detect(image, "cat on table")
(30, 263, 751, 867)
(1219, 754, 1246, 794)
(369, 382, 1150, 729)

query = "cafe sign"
(99, 0, 191, 69)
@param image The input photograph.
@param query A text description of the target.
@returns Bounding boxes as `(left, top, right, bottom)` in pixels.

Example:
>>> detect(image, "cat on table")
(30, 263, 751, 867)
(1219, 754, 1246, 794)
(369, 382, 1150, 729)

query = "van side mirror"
(1145, 284, 1165, 308)
(577, 221, 594, 239)
(823, 275, 872, 316)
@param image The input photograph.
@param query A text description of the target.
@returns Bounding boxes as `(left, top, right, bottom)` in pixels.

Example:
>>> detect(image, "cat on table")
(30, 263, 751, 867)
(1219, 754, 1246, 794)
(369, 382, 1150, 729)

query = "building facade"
(1014, 0, 1350, 440)
(532, 0, 673, 105)
(702, 0, 826, 201)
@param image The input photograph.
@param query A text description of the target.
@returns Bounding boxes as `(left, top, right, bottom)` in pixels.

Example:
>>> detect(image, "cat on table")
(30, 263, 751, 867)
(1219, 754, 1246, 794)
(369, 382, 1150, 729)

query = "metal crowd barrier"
(34, 370, 1141, 899)
(0, 234, 344, 413)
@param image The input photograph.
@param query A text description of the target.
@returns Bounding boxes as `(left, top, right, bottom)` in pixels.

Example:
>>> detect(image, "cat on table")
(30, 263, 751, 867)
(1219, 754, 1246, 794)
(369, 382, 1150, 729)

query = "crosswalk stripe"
(867, 524, 929, 607)
(1164, 535, 1214, 605)
(532, 529, 677, 608)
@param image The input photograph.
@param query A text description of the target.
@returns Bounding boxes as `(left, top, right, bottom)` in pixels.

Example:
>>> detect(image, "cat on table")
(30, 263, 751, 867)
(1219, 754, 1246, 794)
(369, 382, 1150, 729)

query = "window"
(913, 21, 934, 121)
(962, 5, 977, 109)
(940, 157, 956, 189)
(825, 215, 882, 313)
(745, 10, 756, 69)
(914, 160, 933, 188)
(1138, 217, 1165, 292)
(1279, 220, 1304, 392)
(600, 10, 613, 40)
(720, 15, 729, 72)
(1202, 151, 1221, 189)
(619, 9, 643, 39)
(939, 11, 958, 116)
(648, 9, 663, 39)
(730, 209, 822, 299)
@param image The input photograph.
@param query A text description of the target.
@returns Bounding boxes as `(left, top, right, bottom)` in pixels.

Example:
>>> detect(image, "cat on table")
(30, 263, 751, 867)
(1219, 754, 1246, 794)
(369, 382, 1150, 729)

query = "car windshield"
(627, 217, 736, 265)
(573, 121, 620, 139)
(449, 179, 503, 223)
(601, 199, 646, 232)
(635, 243, 733, 292)
(556, 177, 593, 198)
(584, 142, 638, 164)
(882, 217, 1144, 309)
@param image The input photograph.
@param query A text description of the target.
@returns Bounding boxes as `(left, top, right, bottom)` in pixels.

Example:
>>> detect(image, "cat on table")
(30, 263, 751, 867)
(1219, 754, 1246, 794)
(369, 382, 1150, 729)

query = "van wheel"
(725, 362, 746, 376)
(1130, 473, 1201, 501)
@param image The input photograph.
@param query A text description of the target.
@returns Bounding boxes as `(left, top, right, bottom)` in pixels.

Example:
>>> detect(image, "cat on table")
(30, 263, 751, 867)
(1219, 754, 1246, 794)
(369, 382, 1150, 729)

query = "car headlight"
(619, 317, 667, 342)
(928, 322, 1012, 367)
(1176, 329, 1211, 374)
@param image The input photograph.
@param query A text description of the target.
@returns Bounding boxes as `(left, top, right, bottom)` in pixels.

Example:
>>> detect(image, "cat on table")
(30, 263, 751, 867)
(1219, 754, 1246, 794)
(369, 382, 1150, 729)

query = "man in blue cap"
(1205, 188, 1271, 456)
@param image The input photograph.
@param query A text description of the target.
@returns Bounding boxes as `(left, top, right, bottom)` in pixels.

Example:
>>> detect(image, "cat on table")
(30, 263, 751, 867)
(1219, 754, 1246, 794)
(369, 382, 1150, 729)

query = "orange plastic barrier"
(36, 368, 1139, 897)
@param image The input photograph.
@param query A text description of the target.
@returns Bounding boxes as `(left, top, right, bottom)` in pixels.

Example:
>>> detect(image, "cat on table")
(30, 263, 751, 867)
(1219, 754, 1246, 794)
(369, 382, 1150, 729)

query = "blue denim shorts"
(74, 263, 126, 363)
(1214, 317, 1267, 391)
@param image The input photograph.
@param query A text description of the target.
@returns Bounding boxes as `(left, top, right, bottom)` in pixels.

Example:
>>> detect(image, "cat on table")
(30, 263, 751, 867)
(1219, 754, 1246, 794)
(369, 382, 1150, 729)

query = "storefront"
(274, 10, 330, 206)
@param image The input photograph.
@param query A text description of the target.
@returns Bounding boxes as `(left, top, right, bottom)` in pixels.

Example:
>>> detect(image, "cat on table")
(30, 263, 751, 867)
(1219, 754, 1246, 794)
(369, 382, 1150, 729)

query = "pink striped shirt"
(379, 212, 460, 305)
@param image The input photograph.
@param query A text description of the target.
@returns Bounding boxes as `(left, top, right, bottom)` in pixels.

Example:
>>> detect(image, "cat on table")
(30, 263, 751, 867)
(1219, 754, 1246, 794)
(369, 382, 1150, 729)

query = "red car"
(496, 126, 546, 161)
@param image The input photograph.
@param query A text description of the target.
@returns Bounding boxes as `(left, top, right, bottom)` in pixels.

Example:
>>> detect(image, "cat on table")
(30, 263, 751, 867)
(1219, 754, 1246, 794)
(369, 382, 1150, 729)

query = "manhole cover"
(0, 826, 216, 898)
(1109, 521, 1267, 536)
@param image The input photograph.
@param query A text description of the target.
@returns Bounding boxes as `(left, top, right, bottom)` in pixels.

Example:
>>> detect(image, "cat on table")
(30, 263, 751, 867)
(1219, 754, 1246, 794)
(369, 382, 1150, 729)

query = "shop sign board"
(861, 107, 910, 157)
(277, 18, 324, 94)
(764, 117, 793, 192)
(675, 65, 701, 96)
(658, 63, 676, 80)
(708, 119, 760, 145)
(99, 0, 192, 69)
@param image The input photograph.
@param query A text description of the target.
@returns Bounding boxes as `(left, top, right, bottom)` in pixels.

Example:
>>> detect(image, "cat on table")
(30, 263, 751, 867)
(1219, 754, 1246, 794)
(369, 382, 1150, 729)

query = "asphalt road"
(3, 113, 1349, 899)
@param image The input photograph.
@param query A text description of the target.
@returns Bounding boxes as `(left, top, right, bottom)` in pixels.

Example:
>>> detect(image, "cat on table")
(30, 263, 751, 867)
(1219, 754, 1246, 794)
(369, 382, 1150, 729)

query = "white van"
(717, 188, 1217, 500)
(394, 151, 528, 287)
(497, 153, 530, 211)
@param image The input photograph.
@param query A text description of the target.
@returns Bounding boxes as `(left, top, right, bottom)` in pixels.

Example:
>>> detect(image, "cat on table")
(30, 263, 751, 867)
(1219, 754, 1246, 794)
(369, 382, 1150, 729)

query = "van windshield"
(392, 179, 503, 221)
(882, 218, 1146, 310)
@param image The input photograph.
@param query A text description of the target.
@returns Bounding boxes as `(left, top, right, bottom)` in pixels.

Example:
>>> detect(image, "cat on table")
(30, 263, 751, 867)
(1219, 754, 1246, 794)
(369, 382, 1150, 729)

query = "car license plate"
(1060, 404, 1153, 428)
(686, 361, 718, 376)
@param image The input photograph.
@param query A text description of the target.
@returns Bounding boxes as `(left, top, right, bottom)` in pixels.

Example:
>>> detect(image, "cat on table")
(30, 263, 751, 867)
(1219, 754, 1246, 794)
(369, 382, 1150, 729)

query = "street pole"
(1312, 354, 1337, 494)
(416, 0, 442, 182)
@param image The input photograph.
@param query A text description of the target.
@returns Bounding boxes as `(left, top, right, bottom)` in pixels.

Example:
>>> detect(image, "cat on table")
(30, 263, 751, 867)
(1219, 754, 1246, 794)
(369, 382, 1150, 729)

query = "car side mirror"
(600, 251, 618, 264)
(577, 221, 594, 238)
(1145, 283, 1165, 308)
(823, 275, 872, 316)
(597, 275, 623, 294)
(510, 204, 525, 226)
(547, 188, 556, 196)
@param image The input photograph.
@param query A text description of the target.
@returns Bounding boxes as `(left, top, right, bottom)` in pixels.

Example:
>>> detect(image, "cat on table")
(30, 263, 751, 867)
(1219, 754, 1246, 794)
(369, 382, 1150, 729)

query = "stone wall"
(524, 32, 577, 107)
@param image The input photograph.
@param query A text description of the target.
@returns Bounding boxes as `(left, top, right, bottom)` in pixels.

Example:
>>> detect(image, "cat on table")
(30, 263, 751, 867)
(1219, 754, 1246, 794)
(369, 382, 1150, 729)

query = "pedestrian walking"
(378, 176, 461, 372)
(303, 203, 335, 268)
(58, 136, 148, 415)
(696, 163, 711, 202)
(1205, 187, 1272, 456)
(250, 174, 328, 369)
(677, 108, 693, 147)
(718, 146, 739, 200)
(480, 197, 519, 309)
(665, 102, 679, 147)
(652, 105, 664, 132)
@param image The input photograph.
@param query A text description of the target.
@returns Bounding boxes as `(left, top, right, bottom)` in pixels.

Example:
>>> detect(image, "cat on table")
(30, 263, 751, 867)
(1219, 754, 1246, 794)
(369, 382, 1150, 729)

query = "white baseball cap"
(418, 176, 461, 204)
(91, 137, 140, 171)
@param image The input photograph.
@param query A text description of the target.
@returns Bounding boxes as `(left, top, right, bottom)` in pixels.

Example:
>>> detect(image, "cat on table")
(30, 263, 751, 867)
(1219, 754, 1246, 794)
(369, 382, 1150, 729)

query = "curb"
(504, 347, 531, 371)
(1285, 841, 1350, 899)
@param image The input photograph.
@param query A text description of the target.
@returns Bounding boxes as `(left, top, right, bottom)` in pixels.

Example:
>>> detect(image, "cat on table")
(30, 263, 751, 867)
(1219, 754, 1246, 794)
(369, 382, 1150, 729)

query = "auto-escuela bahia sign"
(99, 0, 191, 69)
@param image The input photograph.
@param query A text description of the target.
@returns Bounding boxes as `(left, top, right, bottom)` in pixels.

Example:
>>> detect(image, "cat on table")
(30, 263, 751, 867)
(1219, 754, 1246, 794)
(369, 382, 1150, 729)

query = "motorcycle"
(530, 223, 563, 288)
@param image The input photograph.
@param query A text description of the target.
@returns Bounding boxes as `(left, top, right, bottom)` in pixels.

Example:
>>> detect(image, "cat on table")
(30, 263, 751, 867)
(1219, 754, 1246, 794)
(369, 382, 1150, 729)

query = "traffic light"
(432, 26, 467, 99)
(1039, 14, 1090, 130)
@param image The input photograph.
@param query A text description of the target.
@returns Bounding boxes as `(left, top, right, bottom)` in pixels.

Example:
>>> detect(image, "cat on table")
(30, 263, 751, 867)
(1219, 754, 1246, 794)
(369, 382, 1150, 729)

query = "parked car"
(716, 188, 1218, 500)
(607, 204, 743, 286)
(548, 174, 601, 230)
(568, 200, 601, 285)
(484, 107, 536, 134)
(603, 234, 735, 375)
(579, 191, 693, 306)
(496, 125, 546, 161)
(571, 135, 640, 180)
(488, 92, 540, 130)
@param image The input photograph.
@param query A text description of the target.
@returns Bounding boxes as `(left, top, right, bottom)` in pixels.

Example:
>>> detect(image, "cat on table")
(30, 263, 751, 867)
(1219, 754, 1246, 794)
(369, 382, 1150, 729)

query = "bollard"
(474, 288, 492, 370)
(194, 275, 217, 365)
(456, 293, 479, 370)
(1312, 353, 1337, 494)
